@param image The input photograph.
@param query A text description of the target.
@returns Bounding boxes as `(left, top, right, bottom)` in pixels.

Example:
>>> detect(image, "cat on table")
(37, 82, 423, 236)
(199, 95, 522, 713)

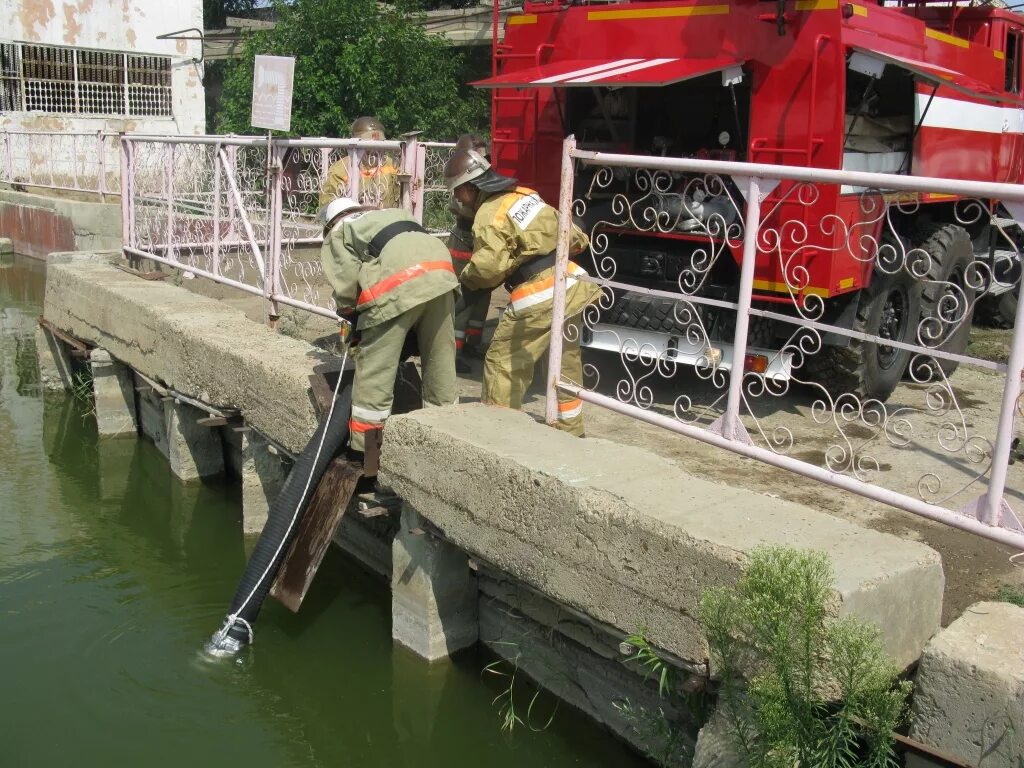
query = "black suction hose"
(206, 376, 353, 655)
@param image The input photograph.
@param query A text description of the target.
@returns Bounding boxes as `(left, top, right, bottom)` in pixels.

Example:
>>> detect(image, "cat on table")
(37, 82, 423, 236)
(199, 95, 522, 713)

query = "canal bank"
(1, 251, 657, 767)
(32, 251, 956, 761)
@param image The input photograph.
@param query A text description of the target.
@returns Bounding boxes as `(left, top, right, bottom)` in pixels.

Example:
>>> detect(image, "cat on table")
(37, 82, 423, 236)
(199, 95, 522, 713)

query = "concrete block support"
(164, 400, 224, 482)
(241, 428, 287, 536)
(90, 348, 137, 437)
(392, 505, 478, 661)
(380, 405, 944, 671)
(35, 326, 75, 391)
(907, 601, 1024, 768)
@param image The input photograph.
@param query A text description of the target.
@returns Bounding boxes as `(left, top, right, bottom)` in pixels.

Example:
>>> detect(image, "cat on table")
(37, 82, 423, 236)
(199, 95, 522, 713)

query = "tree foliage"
(699, 547, 911, 768)
(214, 0, 487, 139)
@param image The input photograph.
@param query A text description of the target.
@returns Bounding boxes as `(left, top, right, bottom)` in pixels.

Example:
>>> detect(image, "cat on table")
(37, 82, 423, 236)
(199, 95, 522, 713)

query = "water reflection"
(1, 253, 649, 768)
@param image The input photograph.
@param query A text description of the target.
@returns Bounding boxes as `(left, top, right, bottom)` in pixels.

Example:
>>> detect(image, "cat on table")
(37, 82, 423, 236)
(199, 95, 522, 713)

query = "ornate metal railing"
(1, 130, 121, 196)
(546, 136, 1024, 550)
(121, 134, 449, 321)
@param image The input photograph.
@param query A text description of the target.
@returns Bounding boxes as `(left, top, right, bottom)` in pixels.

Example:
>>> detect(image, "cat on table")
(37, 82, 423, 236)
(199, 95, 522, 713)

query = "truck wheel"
(915, 224, 975, 377)
(806, 266, 922, 402)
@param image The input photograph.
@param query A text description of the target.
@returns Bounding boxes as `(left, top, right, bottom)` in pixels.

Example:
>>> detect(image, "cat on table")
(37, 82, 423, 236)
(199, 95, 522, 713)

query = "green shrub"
(699, 546, 911, 768)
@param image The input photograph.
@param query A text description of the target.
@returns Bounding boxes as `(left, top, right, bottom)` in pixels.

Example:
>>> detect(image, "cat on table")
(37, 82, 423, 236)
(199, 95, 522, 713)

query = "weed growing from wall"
(615, 630, 706, 767)
(700, 546, 911, 768)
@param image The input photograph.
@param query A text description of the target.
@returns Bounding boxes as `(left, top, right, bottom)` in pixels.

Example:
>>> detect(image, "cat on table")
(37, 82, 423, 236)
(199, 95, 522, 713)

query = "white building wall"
(2, 0, 205, 135)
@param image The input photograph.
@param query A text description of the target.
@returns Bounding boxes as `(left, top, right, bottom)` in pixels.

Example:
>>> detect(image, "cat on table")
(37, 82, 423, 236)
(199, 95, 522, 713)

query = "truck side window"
(1005, 30, 1022, 93)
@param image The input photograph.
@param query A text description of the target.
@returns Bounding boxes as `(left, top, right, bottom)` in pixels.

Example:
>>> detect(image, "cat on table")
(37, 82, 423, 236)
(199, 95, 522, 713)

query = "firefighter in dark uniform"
(448, 134, 493, 372)
(319, 117, 401, 209)
(319, 197, 458, 460)
(443, 149, 599, 436)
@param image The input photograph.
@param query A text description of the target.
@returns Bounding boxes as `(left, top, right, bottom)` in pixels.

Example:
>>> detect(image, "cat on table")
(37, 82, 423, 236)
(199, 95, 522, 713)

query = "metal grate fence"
(545, 136, 1024, 552)
(0, 40, 171, 117)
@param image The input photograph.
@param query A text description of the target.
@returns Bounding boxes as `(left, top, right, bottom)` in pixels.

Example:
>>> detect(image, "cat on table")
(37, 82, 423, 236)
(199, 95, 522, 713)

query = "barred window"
(0, 41, 172, 117)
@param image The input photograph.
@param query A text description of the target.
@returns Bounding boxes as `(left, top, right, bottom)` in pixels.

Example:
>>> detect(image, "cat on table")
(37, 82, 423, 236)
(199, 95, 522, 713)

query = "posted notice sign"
(251, 55, 295, 132)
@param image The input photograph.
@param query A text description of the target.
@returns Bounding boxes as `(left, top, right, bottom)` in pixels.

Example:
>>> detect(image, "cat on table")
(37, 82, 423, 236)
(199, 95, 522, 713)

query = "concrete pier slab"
(391, 506, 478, 661)
(908, 601, 1024, 768)
(164, 400, 224, 482)
(136, 382, 170, 457)
(44, 256, 322, 454)
(90, 348, 137, 437)
(35, 326, 75, 391)
(380, 405, 944, 670)
(241, 428, 287, 536)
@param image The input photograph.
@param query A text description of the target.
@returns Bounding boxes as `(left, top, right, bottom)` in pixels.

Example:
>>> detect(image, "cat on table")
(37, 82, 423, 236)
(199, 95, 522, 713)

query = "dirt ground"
(174, 271, 1024, 626)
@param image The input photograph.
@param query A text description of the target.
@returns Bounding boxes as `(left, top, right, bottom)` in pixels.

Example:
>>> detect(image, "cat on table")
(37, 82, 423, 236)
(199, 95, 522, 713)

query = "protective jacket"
(463, 187, 598, 316)
(321, 208, 458, 329)
(320, 154, 401, 208)
(463, 187, 599, 436)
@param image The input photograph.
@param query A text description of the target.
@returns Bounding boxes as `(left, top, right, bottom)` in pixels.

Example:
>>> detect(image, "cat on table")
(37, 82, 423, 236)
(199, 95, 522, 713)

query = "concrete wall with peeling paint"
(3, 0, 205, 135)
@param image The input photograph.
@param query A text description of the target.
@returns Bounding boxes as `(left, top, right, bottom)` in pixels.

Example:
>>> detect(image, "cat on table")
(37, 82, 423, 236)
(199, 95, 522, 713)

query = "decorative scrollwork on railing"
(560, 157, 1020, 517)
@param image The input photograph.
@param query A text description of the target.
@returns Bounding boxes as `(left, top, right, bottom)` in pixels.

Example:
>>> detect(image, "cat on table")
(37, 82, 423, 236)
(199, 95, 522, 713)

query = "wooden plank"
(114, 264, 169, 281)
(270, 458, 362, 613)
(357, 506, 392, 519)
(37, 316, 89, 353)
(196, 415, 229, 427)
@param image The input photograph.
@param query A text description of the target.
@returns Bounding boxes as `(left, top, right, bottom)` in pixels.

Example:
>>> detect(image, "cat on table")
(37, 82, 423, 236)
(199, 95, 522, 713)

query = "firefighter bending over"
(319, 197, 458, 475)
(443, 149, 599, 436)
(319, 117, 401, 209)
(448, 134, 493, 373)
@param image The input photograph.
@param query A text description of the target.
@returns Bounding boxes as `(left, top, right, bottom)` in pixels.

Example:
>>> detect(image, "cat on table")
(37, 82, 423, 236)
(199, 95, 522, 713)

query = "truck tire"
(605, 292, 693, 335)
(805, 266, 922, 402)
(915, 224, 975, 376)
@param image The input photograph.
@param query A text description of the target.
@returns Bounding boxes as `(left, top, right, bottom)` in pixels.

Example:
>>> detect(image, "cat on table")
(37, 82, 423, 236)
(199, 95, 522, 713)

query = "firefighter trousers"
(481, 306, 585, 436)
(349, 291, 457, 452)
(454, 286, 492, 354)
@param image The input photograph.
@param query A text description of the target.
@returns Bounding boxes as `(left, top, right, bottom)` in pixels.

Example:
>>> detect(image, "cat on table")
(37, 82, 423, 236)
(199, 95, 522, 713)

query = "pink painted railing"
(120, 134, 455, 322)
(1, 130, 120, 197)
(547, 135, 1024, 551)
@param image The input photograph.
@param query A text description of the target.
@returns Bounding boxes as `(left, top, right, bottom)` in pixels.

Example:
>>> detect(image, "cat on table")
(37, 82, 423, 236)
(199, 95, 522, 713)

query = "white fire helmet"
(318, 196, 362, 225)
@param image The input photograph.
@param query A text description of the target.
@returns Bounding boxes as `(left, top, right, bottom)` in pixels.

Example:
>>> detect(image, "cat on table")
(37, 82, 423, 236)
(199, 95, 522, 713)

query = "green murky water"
(0, 254, 648, 768)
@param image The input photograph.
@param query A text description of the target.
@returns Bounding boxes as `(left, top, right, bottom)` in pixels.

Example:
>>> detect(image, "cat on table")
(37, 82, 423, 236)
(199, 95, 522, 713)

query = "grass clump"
(995, 584, 1024, 608)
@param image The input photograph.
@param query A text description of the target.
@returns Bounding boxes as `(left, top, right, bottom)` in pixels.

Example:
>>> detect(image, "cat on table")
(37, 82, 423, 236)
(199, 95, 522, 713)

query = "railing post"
(97, 131, 107, 197)
(266, 139, 283, 328)
(722, 175, 762, 441)
(119, 135, 130, 250)
(982, 276, 1024, 526)
(3, 131, 12, 183)
(226, 144, 238, 228)
(415, 141, 427, 222)
(213, 142, 222, 278)
(399, 135, 424, 220)
(545, 135, 577, 426)
(165, 143, 175, 263)
(348, 145, 361, 203)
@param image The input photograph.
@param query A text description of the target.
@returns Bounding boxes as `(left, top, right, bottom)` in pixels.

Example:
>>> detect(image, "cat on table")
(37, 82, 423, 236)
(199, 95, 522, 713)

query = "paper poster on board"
(251, 55, 295, 132)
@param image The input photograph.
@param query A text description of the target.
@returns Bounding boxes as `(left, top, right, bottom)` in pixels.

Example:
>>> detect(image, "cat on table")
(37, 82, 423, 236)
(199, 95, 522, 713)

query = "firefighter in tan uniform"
(319, 197, 458, 460)
(448, 134, 493, 371)
(443, 149, 599, 436)
(319, 117, 401, 209)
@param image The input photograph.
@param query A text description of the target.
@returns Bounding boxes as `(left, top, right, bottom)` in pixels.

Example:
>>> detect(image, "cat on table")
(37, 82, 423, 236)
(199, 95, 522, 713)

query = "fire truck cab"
(475, 0, 1024, 400)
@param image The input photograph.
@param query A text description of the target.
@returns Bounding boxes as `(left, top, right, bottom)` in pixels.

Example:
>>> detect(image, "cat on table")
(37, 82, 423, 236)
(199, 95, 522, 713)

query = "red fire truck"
(474, 0, 1024, 400)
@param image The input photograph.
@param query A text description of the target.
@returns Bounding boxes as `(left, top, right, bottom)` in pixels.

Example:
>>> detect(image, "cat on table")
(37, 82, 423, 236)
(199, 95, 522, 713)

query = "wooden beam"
(37, 316, 89, 354)
(196, 415, 229, 428)
(270, 458, 363, 613)
(115, 264, 169, 281)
